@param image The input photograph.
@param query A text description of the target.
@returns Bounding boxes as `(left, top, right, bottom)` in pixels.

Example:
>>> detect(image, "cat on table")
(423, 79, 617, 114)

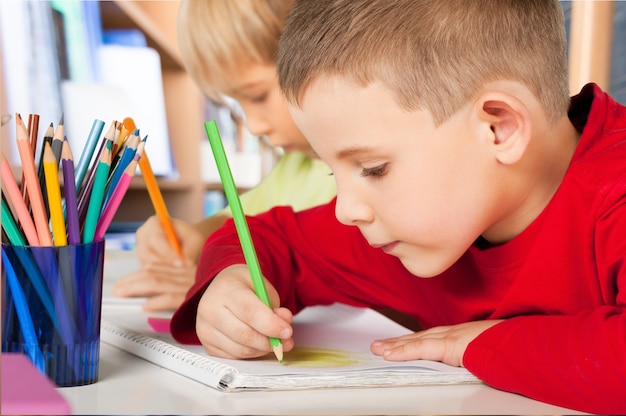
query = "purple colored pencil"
(61, 139, 81, 245)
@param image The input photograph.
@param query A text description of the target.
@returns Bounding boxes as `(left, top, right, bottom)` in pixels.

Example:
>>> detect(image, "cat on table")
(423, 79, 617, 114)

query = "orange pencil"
(1, 153, 39, 245)
(15, 114, 52, 246)
(138, 150, 183, 256)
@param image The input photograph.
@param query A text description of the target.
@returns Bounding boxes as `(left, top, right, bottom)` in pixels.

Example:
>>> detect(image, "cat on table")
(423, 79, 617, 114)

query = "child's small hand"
(135, 215, 204, 266)
(195, 264, 294, 359)
(112, 261, 197, 311)
(370, 320, 503, 367)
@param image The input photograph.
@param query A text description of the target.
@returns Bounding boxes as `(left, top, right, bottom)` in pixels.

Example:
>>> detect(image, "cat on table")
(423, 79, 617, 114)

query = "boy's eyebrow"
(227, 80, 269, 96)
(336, 146, 379, 160)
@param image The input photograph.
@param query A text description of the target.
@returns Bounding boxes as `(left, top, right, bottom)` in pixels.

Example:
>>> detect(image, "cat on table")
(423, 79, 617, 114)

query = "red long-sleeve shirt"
(171, 84, 626, 413)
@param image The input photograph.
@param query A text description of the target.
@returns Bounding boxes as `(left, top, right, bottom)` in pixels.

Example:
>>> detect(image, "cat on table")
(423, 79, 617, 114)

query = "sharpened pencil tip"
(273, 344, 284, 363)
(58, 113, 64, 125)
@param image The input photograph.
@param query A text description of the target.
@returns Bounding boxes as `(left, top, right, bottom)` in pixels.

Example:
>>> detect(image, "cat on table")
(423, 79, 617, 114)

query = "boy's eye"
(360, 163, 388, 177)
(250, 94, 268, 103)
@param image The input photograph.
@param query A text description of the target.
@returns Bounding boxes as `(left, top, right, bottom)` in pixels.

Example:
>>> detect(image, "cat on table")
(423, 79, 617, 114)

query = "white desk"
(57, 251, 585, 415)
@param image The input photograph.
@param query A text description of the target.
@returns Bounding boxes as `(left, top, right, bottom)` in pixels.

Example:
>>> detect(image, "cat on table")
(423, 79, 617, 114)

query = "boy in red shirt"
(171, 0, 626, 412)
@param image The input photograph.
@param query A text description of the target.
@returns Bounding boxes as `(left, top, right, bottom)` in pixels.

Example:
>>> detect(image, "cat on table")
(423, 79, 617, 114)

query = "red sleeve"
(170, 199, 425, 344)
(464, 188, 626, 414)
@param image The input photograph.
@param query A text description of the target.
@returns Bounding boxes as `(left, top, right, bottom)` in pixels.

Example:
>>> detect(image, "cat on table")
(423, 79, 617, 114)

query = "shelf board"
(100, 1, 184, 71)
(127, 175, 195, 191)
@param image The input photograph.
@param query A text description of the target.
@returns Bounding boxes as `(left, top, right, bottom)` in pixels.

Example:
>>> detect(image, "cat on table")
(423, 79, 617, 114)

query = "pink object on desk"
(147, 317, 171, 333)
(1, 353, 73, 415)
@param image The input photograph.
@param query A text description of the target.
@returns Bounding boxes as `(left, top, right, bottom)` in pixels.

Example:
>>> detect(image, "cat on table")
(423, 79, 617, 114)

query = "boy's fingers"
(143, 293, 186, 312)
(232, 296, 293, 341)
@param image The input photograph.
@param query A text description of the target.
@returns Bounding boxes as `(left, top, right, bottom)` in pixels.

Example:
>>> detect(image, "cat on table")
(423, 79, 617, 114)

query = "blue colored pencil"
(74, 119, 104, 190)
(1, 198, 58, 329)
(103, 132, 139, 206)
(1, 249, 46, 371)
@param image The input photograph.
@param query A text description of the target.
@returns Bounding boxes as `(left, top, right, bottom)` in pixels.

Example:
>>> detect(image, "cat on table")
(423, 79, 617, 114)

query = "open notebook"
(101, 303, 480, 392)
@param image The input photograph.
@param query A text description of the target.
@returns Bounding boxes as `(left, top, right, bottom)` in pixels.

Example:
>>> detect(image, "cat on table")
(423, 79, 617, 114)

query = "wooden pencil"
(61, 138, 81, 245)
(50, 114, 64, 165)
(1, 153, 39, 245)
(21, 113, 40, 207)
(43, 141, 67, 246)
(1, 248, 46, 369)
(1, 196, 27, 246)
(77, 121, 117, 223)
(95, 158, 138, 241)
(105, 132, 139, 205)
(204, 120, 283, 362)
(82, 141, 112, 243)
(74, 118, 105, 191)
(16, 114, 52, 246)
(139, 150, 183, 256)
(36, 122, 54, 217)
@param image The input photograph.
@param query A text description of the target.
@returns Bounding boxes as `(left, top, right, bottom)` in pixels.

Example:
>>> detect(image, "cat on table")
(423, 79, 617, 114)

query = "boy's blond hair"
(178, 0, 294, 101)
(278, 0, 570, 126)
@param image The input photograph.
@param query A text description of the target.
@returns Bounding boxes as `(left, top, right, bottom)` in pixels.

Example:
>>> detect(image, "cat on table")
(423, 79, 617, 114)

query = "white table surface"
(56, 250, 585, 415)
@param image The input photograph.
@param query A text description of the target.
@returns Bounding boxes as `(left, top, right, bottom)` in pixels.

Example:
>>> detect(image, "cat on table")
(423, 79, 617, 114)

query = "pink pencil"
(94, 158, 137, 241)
(15, 114, 52, 246)
(0, 153, 40, 245)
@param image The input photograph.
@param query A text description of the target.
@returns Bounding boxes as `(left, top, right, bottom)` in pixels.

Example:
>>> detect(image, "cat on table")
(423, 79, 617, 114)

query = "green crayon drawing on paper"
(283, 347, 371, 368)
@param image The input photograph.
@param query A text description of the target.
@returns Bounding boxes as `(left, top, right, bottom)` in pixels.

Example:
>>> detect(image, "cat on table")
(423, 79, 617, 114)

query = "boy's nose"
(334, 189, 374, 226)
(245, 112, 271, 137)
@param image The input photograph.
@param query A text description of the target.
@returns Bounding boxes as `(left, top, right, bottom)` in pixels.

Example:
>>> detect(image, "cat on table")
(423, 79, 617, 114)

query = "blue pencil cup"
(1, 240, 105, 387)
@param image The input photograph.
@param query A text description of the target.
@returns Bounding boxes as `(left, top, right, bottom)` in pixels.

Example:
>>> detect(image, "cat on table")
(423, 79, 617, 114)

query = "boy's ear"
(475, 92, 531, 165)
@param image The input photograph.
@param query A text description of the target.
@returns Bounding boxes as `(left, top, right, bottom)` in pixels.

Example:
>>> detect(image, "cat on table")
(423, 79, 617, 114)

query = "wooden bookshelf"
(100, 0, 206, 223)
(1, 1, 622, 225)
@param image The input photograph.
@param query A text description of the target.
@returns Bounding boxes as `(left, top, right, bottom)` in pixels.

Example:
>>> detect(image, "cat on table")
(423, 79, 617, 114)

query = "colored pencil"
(1, 153, 39, 245)
(50, 114, 64, 165)
(1, 197, 59, 332)
(36, 122, 54, 216)
(61, 138, 81, 245)
(1, 197, 27, 246)
(95, 158, 138, 241)
(27, 114, 40, 154)
(105, 132, 139, 205)
(1, 249, 46, 370)
(21, 114, 40, 207)
(204, 120, 283, 362)
(43, 141, 67, 246)
(77, 121, 116, 219)
(138, 150, 183, 256)
(15, 114, 52, 246)
(82, 141, 112, 243)
(74, 118, 105, 190)
(114, 118, 134, 157)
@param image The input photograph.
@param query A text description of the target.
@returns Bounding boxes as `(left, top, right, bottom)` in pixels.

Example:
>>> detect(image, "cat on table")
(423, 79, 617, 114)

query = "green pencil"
(82, 140, 112, 243)
(204, 120, 284, 363)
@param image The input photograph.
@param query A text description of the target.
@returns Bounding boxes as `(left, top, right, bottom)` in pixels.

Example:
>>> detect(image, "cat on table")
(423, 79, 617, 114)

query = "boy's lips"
(371, 241, 399, 253)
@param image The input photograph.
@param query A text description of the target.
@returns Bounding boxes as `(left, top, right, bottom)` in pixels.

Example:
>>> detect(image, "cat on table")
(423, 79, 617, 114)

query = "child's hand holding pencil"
(194, 263, 294, 361)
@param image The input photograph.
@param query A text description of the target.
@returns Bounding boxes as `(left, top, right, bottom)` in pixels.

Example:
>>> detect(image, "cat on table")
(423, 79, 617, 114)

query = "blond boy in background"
(112, 0, 336, 310)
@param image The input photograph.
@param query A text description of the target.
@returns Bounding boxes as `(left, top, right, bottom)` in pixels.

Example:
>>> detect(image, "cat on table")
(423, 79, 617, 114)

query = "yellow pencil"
(43, 141, 67, 246)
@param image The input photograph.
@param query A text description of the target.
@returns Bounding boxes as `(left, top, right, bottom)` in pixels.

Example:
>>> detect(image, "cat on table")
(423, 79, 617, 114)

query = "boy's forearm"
(464, 310, 626, 413)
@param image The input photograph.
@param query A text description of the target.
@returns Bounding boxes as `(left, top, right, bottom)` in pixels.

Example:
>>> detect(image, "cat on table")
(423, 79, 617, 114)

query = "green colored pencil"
(82, 140, 112, 243)
(204, 120, 283, 363)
